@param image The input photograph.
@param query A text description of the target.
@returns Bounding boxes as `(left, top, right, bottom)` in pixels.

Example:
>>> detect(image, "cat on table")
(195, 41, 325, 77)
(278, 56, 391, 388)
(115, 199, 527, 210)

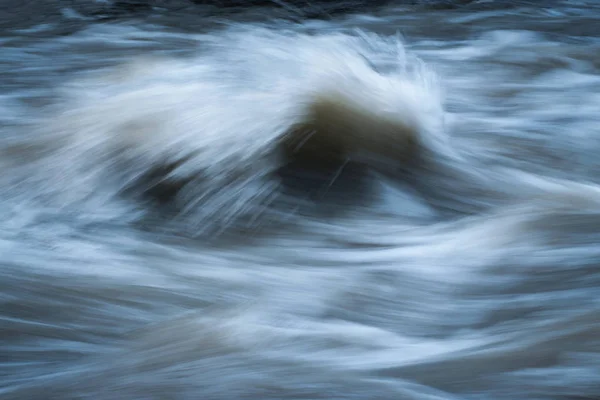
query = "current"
(1, 1, 600, 399)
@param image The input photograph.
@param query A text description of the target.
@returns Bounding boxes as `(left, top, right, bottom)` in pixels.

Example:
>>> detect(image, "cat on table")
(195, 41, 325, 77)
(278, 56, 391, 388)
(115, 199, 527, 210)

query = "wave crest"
(36, 28, 444, 233)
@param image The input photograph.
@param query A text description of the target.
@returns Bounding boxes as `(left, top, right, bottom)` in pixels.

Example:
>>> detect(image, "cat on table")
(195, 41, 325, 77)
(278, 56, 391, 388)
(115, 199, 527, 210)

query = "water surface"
(1, 1, 600, 399)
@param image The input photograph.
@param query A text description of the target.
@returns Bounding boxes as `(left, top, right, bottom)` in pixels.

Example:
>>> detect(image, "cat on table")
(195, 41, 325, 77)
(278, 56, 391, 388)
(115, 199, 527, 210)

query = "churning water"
(1, 1, 600, 398)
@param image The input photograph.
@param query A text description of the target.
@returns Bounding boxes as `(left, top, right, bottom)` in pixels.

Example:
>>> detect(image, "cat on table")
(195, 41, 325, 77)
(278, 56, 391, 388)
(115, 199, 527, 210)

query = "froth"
(36, 28, 444, 233)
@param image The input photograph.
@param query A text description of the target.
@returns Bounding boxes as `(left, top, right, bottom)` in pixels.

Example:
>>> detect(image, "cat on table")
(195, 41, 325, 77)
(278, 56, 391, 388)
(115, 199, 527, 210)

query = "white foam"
(37, 28, 445, 230)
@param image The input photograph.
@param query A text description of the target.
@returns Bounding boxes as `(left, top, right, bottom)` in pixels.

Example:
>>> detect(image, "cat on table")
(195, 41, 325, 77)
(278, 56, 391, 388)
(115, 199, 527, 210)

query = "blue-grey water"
(1, 1, 600, 399)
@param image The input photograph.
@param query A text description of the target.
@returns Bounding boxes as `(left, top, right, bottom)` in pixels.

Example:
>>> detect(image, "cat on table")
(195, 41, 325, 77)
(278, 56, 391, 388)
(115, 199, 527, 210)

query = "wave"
(21, 28, 453, 234)
(20, 26, 588, 237)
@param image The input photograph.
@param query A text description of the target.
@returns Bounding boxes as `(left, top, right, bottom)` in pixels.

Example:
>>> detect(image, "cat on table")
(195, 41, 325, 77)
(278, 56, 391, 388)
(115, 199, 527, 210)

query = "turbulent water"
(2, 1, 600, 399)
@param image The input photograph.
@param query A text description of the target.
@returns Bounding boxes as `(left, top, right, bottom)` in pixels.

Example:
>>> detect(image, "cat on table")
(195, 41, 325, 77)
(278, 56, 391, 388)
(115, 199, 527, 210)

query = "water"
(1, 1, 600, 399)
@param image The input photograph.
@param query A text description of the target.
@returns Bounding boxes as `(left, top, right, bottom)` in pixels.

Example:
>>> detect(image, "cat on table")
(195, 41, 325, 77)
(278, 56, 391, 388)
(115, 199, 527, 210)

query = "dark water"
(1, 1, 600, 399)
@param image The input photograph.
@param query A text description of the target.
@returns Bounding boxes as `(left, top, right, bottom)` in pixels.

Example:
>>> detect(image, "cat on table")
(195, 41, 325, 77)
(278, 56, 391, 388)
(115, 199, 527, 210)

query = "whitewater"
(1, 1, 600, 399)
